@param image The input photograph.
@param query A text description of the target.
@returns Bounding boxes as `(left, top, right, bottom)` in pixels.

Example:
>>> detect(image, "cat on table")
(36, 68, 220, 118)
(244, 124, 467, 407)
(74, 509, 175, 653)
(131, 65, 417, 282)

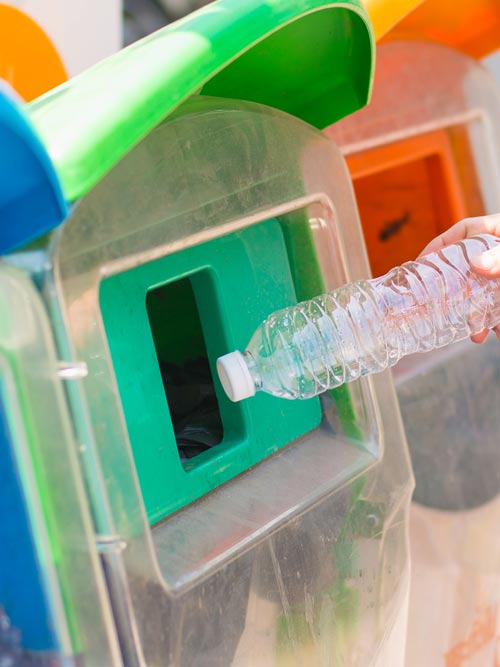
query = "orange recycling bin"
(382, 0, 500, 59)
(327, 33, 500, 667)
(0, 5, 66, 101)
(362, 0, 500, 58)
(327, 40, 499, 275)
(360, 0, 423, 40)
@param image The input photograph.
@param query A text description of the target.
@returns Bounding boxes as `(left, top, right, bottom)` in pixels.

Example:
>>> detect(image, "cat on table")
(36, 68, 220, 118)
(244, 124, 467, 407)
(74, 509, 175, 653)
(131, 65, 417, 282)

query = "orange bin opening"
(347, 128, 484, 277)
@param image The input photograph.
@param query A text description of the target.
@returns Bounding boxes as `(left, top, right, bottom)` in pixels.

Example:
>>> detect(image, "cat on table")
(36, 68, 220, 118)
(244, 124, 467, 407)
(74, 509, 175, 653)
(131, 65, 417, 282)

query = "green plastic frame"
(100, 219, 321, 521)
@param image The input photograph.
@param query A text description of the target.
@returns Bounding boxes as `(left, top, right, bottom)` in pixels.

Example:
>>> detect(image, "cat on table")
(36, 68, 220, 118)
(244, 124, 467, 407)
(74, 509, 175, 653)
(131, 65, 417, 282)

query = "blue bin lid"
(0, 82, 67, 254)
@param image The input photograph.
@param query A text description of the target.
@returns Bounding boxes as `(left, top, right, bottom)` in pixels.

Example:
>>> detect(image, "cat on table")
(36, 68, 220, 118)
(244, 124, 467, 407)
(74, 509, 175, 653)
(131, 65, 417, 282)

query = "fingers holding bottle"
(418, 213, 500, 258)
(470, 242, 500, 278)
(418, 213, 500, 344)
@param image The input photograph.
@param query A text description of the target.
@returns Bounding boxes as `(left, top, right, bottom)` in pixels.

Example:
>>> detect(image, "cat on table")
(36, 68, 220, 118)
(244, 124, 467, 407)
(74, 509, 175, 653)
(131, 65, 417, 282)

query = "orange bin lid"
(361, 0, 423, 40)
(365, 0, 500, 59)
(0, 4, 67, 102)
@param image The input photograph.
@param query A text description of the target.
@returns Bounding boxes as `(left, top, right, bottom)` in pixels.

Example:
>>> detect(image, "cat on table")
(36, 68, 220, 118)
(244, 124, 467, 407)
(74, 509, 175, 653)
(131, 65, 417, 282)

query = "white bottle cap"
(216, 351, 256, 402)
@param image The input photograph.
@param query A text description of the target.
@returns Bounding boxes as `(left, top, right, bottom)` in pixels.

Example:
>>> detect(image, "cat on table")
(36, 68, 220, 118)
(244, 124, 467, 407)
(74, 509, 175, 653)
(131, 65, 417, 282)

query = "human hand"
(418, 214, 500, 344)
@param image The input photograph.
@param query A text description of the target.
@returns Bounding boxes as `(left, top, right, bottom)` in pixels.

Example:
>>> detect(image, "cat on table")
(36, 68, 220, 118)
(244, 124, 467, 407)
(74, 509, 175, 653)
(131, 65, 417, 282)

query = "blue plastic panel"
(0, 383, 59, 651)
(0, 82, 67, 254)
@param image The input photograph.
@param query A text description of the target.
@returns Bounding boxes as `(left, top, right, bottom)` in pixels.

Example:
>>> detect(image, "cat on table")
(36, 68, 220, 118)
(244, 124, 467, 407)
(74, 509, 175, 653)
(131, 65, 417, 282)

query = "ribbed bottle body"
(240, 235, 500, 400)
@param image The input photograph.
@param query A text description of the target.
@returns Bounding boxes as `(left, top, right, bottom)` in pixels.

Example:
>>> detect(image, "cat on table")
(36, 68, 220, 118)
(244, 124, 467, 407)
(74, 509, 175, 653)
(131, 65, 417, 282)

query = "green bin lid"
(28, 0, 374, 202)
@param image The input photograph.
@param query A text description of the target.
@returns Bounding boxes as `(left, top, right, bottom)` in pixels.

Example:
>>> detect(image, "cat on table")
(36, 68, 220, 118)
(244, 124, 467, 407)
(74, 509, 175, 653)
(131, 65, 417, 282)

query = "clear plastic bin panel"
(0, 265, 121, 667)
(45, 98, 413, 665)
(395, 338, 500, 666)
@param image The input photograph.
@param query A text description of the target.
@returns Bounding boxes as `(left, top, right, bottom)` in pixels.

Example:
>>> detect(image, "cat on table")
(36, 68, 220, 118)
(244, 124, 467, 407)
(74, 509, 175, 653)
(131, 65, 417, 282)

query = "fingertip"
(418, 238, 443, 258)
(470, 246, 500, 277)
(471, 253, 494, 271)
(471, 329, 489, 344)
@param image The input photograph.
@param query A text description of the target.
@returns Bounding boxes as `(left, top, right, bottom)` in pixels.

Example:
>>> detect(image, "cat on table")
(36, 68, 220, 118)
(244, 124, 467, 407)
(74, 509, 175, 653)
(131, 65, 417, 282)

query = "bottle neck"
(243, 351, 263, 391)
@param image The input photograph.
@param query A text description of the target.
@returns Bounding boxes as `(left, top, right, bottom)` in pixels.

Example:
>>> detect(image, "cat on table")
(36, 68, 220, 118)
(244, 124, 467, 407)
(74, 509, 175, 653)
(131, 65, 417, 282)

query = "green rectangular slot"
(146, 277, 224, 464)
(100, 219, 321, 522)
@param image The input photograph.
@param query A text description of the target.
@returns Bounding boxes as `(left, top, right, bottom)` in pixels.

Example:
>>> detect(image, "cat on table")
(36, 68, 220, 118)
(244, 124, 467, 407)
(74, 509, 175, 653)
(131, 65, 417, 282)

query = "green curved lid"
(27, 0, 374, 202)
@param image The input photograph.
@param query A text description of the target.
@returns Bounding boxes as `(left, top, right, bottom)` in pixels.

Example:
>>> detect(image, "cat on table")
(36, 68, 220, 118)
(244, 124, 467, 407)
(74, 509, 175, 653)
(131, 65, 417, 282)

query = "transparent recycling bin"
(0, 264, 121, 665)
(328, 39, 500, 666)
(38, 98, 414, 666)
(5, 1, 417, 662)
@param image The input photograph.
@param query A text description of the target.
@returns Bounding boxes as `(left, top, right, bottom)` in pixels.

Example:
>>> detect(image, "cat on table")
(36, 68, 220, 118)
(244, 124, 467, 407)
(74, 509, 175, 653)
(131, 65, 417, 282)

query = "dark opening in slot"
(146, 276, 224, 465)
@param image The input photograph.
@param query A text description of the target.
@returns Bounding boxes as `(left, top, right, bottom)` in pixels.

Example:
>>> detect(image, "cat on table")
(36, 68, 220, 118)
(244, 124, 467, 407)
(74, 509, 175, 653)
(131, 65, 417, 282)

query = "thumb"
(471, 244, 500, 278)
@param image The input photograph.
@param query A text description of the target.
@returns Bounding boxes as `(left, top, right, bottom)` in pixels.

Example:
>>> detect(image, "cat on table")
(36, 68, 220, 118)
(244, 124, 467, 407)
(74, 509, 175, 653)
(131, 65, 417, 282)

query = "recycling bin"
(327, 40, 500, 275)
(328, 37, 500, 666)
(0, 81, 121, 666)
(0, 265, 122, 666)
(381, 0, 500, 60)
(1, 1, 415, 664)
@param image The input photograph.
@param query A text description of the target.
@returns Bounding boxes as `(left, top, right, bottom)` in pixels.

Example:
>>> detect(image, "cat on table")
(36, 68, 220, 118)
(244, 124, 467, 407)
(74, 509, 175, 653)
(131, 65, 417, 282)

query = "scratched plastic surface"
(43, 99, 413, 666)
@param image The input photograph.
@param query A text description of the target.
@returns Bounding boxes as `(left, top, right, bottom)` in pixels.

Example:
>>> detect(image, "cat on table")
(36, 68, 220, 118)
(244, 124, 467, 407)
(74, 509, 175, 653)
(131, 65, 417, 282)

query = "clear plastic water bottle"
(217, 235, 500, 402)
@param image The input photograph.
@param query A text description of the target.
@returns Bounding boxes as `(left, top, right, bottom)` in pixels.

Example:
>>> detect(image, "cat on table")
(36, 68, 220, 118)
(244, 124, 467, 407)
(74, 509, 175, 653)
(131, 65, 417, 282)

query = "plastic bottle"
(216, 235, 500, 402)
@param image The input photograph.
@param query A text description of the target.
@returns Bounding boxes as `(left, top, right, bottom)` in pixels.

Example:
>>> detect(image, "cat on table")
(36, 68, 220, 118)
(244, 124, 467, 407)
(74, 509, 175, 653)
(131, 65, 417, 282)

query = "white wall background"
(484, 51, 500, 87)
